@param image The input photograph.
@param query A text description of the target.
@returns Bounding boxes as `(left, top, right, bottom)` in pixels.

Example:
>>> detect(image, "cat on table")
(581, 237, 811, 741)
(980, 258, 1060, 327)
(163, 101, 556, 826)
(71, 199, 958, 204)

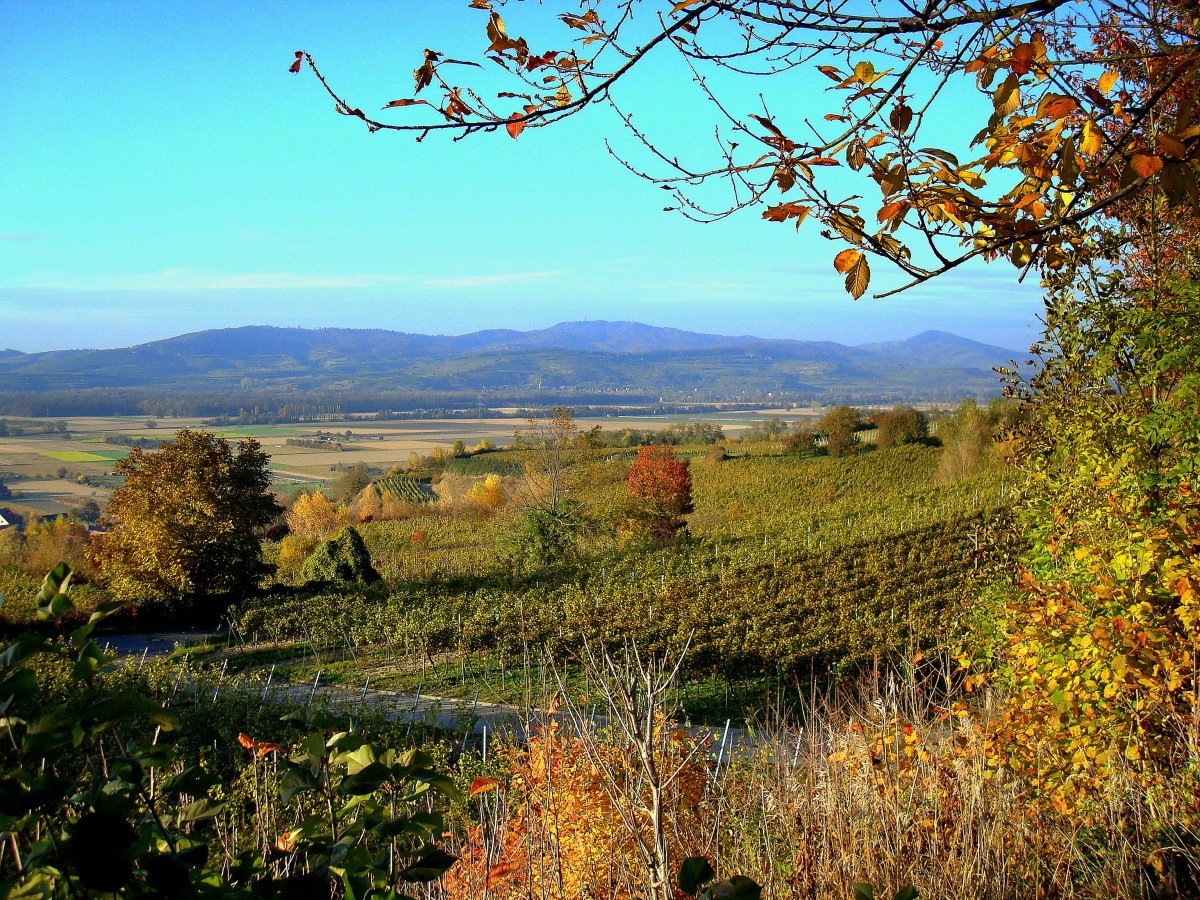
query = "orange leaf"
(506, 113, 526, 140)
(817, 64, 843, 82)
(382, 99, 430, 109)
(470, 776, 503, 795)
(276, 831, 296, 852)
(238, 733, 281, 757)
(1037, 94, 1077, 120)
(833, 249, 861, 274)
(671, 0, 704, 11)
(1098, 70, 1118, 95)
(1131, 153, 1163, 178)
(1010, 42, 1035, 76)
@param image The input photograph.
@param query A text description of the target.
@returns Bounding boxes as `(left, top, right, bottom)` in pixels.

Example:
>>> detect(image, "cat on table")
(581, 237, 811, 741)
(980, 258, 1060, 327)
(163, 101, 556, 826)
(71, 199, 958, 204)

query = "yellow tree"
(89, 430, 281, 601)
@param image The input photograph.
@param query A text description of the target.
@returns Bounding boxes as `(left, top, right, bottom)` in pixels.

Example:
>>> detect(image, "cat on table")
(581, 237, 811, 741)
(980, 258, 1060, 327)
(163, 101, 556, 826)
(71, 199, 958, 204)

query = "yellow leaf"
(1080, 120, 1102, 156)
(1098, 70, 1118, 95)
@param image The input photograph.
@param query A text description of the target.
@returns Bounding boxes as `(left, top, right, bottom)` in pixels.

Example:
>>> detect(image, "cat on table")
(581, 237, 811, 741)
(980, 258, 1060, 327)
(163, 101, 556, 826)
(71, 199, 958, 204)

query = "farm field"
(0, 409, 841, 493)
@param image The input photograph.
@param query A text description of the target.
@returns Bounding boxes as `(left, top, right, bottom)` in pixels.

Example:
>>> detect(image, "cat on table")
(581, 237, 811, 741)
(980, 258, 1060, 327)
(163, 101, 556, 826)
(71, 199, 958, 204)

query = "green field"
(40, 450, 115, 463)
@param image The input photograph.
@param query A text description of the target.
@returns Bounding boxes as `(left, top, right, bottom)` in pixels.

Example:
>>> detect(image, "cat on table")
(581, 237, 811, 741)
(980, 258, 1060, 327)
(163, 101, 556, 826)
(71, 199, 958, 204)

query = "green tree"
(873, 406, 930, 449)
(816, 406, 864, 458)
(89, 430, 281, 601)
(333, 462, 375, 502)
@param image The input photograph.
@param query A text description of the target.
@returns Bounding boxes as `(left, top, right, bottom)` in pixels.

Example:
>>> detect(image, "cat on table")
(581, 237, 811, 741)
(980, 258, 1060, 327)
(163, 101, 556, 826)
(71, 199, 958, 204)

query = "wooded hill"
(0, 322, 1017, 404)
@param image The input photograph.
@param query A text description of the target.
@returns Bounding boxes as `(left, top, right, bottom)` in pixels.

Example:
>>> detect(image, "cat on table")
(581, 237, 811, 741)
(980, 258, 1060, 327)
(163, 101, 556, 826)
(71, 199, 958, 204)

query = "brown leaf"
(1130, 153, 1163, 178)
(1156, 133, 1188, 159)
(382, 99, 430, 109)
(833, 249, 861, 274)
(844, 253, 870, 299)
(847, 139, 866, 171)
(506, 114, 526, 140)
(413, 61, 434, 93)
(671, 0, 705, 11)
(817, 64, 843, 82)
(890, 103, 913, 134)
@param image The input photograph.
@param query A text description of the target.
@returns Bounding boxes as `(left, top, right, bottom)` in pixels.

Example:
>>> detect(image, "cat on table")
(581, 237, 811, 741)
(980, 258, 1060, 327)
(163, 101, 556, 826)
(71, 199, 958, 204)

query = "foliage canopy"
(90, 429, 281, 602)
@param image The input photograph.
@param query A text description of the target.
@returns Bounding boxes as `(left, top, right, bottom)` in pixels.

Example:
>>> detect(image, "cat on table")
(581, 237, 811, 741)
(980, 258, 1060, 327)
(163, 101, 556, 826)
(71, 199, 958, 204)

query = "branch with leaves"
(293, 0, 1200, 298)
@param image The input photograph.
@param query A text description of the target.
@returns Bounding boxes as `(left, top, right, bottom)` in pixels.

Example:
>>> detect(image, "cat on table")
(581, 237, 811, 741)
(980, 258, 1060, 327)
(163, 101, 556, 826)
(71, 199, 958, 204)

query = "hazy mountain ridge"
(0, 322, 1019, 401)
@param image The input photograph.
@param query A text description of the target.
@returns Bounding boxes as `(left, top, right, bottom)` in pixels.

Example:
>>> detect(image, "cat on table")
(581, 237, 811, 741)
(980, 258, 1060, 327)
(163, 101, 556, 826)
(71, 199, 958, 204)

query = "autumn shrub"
(446, 719, 711, 900)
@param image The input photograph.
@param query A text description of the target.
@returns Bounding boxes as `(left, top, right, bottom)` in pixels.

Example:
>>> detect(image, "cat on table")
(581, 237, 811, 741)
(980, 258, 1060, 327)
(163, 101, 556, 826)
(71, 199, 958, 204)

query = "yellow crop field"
(40, 450, 114, 463)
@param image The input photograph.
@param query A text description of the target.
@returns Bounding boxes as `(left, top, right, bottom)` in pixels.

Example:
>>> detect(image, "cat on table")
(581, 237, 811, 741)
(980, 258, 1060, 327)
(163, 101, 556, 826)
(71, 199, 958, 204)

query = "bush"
(300, 526, 382, 585)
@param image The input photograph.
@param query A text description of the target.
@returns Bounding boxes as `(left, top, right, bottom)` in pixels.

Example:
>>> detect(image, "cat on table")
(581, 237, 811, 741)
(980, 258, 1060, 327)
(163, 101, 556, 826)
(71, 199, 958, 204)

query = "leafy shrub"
(300, 526, 382, 585)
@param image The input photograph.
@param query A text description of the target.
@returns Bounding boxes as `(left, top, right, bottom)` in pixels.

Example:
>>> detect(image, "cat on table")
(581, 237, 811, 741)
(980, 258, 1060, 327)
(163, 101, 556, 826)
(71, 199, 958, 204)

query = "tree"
(294, 0, 1200, 298)
(89, 430, 282, 601)
(286, 490, 350, 542)
(0, 478, 11, 501)
(816, 405, 864, 457)
(985, 247, 1200, 810)
(625, 445, 694, 545)
(873, 405, 930, 449)
(332, 462, 374, 502)
(513, 407, 588, 565)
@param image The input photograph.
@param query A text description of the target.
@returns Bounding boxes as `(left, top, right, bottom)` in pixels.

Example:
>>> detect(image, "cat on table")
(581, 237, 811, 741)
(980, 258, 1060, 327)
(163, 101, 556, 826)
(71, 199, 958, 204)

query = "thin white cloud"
(26, 270, 406, 291)
(423, 270, 570, 289)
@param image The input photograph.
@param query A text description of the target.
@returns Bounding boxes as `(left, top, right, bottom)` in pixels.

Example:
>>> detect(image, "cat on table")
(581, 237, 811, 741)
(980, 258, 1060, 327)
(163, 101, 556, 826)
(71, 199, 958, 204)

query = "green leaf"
(709, 876, 763, 900)
(339, 761, 392, 797)
(854, 885, 876, 900)
(399, 847, 458, 882)
(678, 857, 716, 895)
(894, 886, 920, 900)
(178, 798, 226, 823)
(36, 563, 72, 607)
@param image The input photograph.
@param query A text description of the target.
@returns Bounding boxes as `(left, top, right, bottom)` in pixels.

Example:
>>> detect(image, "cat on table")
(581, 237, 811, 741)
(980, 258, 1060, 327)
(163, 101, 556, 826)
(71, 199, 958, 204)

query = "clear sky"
(1, 1, 1045, 353)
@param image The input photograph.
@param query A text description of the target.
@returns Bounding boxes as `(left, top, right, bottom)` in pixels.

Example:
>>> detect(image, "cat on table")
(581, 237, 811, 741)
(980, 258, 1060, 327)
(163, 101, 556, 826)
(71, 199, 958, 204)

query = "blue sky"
(1, 1, 1045, 353)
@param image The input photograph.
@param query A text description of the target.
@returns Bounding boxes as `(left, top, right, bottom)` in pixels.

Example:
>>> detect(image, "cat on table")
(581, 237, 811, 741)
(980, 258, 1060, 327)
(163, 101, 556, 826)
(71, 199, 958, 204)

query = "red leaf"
(506, 114, 526, 140)
(289, 51, 304, 74)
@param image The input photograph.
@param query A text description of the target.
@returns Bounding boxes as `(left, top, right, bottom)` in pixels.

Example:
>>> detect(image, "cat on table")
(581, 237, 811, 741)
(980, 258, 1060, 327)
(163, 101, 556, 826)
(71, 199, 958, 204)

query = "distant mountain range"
(0, 321, 1022, 404)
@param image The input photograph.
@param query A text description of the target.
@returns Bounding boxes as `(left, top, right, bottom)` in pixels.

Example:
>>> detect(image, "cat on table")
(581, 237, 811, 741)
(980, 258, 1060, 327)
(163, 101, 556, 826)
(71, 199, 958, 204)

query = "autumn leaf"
(890, 103, 913, 134)
(289, 51, 304, 74)
(383, 98, 430, 109)
(844, 253, 870, 298)
(1156, 133, 1188, 159)
(1037, 94, 1077, 120)
(1130, 153, 1164, 178)
(1080, 120, 1103, 156)
(238, 733, 282, 757)
(276, 832, 296, 852)
(993, 73, 1020, 117)
(1010, 42, 1035, 76)
(833, 248, 861, 273)
(470, 776, 503, 795)
(671, 0, 705, 11)
(506, 113, 526, 140)
(1098, 70, 1118, 94)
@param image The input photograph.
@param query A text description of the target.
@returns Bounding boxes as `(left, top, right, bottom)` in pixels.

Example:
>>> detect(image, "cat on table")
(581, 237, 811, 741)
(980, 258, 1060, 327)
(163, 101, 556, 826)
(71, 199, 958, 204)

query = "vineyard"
(226, 445, 1007, 723)
(366, 473, 433, 505)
